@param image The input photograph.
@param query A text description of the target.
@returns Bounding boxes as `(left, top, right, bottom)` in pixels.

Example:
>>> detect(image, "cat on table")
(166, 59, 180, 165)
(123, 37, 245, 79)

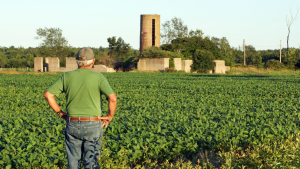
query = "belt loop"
(78, 117, 80, 123)
(89, 117, 91, 124)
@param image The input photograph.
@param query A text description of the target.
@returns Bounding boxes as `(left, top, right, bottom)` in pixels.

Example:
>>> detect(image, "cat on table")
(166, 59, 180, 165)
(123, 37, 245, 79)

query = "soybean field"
(1, 72, 300, 168)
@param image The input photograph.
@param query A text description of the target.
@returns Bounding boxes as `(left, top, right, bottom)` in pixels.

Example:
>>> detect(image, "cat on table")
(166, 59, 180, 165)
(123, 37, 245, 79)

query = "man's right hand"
(98, 115, 112, 128)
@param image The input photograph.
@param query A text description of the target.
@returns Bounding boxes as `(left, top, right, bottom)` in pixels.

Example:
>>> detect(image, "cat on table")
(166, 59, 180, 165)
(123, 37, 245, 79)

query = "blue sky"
(1, 0, 299, 50)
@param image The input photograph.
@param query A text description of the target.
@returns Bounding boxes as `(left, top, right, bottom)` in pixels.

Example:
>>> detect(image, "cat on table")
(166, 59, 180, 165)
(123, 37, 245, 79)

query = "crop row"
(1, 73, 300, 167)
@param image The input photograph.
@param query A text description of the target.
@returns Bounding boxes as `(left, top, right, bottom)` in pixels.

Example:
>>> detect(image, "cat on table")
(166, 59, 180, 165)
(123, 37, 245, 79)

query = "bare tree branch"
(286, 7, 299, 53)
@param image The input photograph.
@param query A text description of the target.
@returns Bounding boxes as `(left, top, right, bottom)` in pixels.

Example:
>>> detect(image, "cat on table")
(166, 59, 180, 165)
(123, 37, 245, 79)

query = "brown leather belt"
(69, 117, 101, 121)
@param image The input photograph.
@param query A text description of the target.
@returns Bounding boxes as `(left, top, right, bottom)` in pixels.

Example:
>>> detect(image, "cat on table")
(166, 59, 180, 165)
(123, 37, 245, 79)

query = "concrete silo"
(140, 14, 160, 53)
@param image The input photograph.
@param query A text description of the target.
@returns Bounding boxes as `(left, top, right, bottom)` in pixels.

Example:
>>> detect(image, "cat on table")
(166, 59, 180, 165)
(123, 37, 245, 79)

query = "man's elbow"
(108, 94, 117, 103)
(43, 91, 51, 99)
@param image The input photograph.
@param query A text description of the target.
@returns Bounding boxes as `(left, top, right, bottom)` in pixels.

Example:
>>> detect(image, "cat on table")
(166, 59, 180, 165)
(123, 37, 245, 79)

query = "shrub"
(265, 59, 284, 70)
(164, 68, 177, 72)
(142, 46, 173, 58)
(191, 49, 215, 73)
(169, 59, 175, 68)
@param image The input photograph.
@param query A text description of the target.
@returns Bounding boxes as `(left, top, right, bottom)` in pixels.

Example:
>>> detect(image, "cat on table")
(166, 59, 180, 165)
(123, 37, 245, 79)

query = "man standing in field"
(43, 47, 117, 169)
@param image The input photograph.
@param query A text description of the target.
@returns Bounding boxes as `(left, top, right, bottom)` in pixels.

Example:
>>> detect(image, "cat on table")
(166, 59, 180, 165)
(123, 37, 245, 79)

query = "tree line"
(0, 17, 299, 72)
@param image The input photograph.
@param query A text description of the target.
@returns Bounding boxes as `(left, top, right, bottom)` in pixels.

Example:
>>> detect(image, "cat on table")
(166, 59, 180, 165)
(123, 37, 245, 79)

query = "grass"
(227, 66, 300, 75)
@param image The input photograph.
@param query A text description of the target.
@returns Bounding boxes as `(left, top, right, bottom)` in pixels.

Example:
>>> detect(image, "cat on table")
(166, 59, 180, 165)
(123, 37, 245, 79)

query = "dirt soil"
(0, 71, 57, 75)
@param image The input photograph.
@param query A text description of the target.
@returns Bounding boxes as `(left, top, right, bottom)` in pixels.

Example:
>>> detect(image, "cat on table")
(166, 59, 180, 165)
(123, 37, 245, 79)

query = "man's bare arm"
(43, 91, 67, 119)
(102, 93, 117, 128)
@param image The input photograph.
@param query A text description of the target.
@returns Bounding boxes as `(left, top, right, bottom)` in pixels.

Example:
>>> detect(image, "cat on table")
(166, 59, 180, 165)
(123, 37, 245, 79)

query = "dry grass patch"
(0, 71, 57, 75)
(227, 66, 300, 75)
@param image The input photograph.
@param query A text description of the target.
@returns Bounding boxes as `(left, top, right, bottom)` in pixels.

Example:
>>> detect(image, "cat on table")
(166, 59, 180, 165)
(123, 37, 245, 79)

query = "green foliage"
(211, 37, 235, 67)
(218, 134, 300, 168)
(191, 50, 215, 73)
(284, 48, 298, 69)
(248, 52, 264, 68)
(265, 59, 285, 70)
(107, 36, 131, 61)
(161, 17, 188, 44)
(161, 36, 221, 60)
(35, 27, 72, 67)
(161, 17, 204, 45)
(142, 46, 173, 58)
(169, 59, 175, 68)
(0, 52, 7, 68)
(35, 27, 68, 48)
(1, 73, 300, 168)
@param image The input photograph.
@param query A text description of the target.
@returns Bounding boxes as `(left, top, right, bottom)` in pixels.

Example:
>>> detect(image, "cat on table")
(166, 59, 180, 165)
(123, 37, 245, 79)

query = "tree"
(188, 29, 204, 38)
(0, 52, 7, 68)
(107, 36, 131, 61)
(35, 27, 71, 66)
(284, 48, 297, 69)
(191, 49, 215, 73)
(35, 27, 68, 48)
(211, 37, 235, 67)
(161, 17, 188, 44)
(161, 36, 221, 60)
(286, 8, 299, 53)
(245, 45, 257, 65)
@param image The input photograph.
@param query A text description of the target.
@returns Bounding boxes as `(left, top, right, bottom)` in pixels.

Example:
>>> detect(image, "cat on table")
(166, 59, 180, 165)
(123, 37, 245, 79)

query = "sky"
(1, 0, 300, 51)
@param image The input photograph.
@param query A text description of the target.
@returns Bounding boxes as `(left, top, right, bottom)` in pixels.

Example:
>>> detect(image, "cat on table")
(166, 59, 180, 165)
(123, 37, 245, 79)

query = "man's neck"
(79, 64, 93, 70)
(79, 67, 91, 70)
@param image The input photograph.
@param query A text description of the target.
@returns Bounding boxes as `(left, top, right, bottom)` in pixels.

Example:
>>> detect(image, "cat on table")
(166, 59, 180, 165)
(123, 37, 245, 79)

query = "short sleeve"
(47, 74, 64, 96)
(99, 75, 114, 97)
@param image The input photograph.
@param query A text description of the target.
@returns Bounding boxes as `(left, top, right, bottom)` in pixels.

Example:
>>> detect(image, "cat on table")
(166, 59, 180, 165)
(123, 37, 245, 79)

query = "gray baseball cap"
(76, 47, 94, 61)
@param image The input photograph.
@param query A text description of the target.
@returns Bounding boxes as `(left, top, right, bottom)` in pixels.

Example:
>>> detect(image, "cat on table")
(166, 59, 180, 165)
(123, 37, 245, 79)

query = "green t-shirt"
(47, 68, 114, 117)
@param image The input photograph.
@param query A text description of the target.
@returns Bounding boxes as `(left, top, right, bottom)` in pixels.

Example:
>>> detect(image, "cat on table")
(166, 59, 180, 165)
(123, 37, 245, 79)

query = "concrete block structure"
(93, 65, 116, 73)
(45, 57, 60, 72)
(137, 58, 169, 71)
(181, 60, 193, 73)
(225, 66, 231, 72)
(140, 14, 160, 53)
(173, 58, 182, 71)
(34, 57, 43, 72)
(66, 58, 78, 71)
(213, 60, 227, 74)
(35, 57, 115, 73)
(93, 65, 108, 72)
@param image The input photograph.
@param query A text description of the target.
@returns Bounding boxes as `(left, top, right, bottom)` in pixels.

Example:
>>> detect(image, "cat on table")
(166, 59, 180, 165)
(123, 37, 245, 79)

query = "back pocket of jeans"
(84, 125, 101, 142)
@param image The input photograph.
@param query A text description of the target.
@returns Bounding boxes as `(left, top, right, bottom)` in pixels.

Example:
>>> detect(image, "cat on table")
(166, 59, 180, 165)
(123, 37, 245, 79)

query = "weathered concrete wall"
(137, 59, 147, 71)
(92, 65, 116, 73)
(34, 57, 43, 72)
(107, 68, 116, 72)
(225, 66, 230, 72)
(181, 60, 193, 73)
(140, 14, 160, 53)
(213, 60, 226, 74)
(137, 58, 169, 71)
(93, 65, 108, 72)
(66, 58, 77, 71)
(46, 57, 60, 72)
(173, 58, 181, 71)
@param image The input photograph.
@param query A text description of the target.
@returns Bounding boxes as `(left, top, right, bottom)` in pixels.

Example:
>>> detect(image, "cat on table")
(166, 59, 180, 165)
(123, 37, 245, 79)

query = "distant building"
(140, 14, 160, 53)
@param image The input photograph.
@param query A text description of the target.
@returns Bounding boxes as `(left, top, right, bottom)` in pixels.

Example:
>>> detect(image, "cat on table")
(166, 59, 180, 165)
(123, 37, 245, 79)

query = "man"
(43, 47, 117, 169)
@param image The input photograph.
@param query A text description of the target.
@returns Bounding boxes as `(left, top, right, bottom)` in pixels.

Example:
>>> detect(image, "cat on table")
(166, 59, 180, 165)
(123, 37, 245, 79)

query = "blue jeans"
(65, 119, 103, 169)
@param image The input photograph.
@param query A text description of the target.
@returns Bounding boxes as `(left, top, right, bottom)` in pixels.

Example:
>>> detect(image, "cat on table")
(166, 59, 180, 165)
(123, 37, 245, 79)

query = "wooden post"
(243, 39, 246, 65)
(280, 40, 282, 63)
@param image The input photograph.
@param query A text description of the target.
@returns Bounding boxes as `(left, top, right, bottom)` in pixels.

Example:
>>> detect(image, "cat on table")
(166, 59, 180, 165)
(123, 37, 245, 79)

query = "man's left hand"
(59, 112, 68, 121)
